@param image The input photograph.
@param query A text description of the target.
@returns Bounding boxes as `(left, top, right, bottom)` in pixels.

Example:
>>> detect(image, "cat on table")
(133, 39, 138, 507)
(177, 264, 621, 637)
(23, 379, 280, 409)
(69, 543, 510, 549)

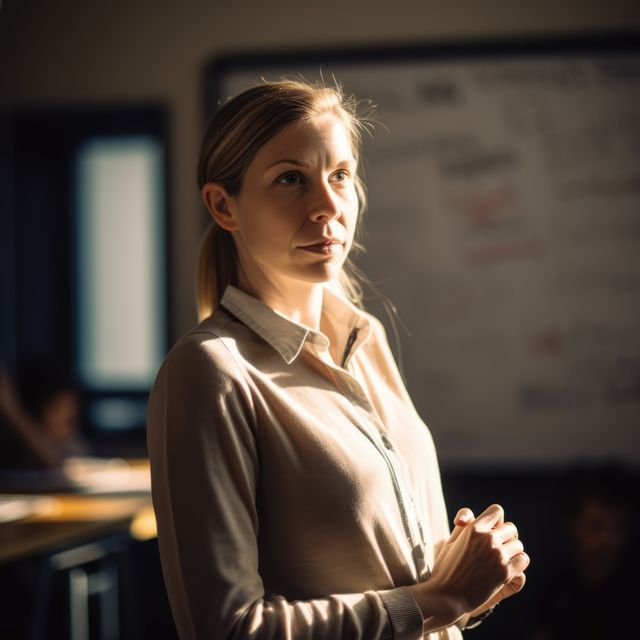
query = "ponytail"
(196, 223, 238, 321)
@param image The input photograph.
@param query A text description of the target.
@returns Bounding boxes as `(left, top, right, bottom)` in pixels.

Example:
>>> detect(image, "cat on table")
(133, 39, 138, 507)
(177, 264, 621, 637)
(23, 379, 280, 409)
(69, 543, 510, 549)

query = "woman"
(147, 80, 529, 639)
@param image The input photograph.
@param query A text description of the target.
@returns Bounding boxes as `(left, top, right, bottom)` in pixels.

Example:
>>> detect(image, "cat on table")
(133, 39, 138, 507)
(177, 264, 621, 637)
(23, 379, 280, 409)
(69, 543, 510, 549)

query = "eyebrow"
(266, 159, 312, 170)
(265, 157, 356, 171)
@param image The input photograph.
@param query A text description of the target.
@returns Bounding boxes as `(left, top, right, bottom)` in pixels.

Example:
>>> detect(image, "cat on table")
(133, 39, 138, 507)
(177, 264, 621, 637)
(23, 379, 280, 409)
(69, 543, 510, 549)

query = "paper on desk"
(63, 457, 151, 494)
(0, 495, 58, 523)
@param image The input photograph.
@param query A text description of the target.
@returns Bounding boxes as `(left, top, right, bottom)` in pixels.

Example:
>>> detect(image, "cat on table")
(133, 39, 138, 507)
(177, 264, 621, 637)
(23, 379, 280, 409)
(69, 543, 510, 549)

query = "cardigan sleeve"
(147, 332, 426, 640)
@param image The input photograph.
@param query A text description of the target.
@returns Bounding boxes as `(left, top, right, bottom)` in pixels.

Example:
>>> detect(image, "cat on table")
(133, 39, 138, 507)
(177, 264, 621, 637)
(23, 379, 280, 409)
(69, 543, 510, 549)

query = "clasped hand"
(410, 504, 529, 628)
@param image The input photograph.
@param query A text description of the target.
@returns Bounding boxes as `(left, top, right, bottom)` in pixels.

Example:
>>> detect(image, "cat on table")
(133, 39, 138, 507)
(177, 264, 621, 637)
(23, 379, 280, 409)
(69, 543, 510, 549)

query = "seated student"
(0, 360, 89, 469)
(531, 464, 637, 640)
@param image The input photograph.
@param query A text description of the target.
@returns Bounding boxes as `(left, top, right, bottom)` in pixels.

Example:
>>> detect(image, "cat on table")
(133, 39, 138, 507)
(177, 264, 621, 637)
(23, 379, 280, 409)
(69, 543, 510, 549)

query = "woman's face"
(228, 112, 359, 294)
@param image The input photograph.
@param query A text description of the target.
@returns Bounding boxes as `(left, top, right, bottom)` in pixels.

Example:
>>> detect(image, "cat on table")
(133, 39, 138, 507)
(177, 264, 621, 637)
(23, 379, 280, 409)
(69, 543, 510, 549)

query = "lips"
(299, 238, 344, 255)
(300, 237, 344, 248)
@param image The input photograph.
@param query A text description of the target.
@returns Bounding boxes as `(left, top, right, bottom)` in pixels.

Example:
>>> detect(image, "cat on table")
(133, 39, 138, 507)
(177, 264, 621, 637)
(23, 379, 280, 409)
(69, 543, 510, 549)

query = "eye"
(331, 169, 351, 183)
(276, 171, 305, 185)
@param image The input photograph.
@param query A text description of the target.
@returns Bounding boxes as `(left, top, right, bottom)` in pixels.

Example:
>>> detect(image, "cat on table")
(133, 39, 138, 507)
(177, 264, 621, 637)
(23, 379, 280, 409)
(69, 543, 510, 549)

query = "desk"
(0, 458, 156, 564)
(0, 460, 158, 640)
(0, 494, 155, 565)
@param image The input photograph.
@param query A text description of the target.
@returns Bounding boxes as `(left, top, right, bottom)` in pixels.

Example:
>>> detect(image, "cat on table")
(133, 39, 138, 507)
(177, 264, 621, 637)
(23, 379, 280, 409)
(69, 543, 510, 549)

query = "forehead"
(254, 112, 356, 166)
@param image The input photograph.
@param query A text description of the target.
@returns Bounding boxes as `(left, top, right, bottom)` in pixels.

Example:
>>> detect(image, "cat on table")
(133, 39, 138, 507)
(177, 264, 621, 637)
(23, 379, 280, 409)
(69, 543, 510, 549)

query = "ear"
(201, 183, 239, 232)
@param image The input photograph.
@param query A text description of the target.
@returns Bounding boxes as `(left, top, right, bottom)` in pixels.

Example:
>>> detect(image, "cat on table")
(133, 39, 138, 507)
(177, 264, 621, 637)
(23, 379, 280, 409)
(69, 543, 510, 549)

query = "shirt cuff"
(378, 586, 424, 640)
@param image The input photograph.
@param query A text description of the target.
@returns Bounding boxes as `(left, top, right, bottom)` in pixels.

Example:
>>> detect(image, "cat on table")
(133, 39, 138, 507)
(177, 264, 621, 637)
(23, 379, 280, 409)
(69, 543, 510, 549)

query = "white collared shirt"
(148, 285, 464, 640)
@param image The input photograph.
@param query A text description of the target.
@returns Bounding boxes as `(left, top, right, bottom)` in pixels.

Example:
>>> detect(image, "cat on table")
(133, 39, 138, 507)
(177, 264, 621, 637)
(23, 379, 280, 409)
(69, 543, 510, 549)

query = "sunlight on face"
(229, 112, 359, 297)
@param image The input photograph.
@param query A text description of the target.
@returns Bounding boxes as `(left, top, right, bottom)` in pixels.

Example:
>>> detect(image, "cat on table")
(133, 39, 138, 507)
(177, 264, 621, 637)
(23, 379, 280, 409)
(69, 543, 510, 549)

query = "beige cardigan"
(147, 285, 465, 639)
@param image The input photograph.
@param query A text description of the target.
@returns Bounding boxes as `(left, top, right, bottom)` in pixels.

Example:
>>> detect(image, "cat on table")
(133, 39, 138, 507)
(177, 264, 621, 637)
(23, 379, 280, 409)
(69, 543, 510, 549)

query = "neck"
(237, 265, 325, 331)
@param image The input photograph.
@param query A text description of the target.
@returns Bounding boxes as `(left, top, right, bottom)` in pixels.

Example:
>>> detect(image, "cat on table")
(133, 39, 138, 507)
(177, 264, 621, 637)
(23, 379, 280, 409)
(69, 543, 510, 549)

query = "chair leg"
(96, 560, 119, 640)
(29, 557, 54, 640)
(69, 566, 90, 640)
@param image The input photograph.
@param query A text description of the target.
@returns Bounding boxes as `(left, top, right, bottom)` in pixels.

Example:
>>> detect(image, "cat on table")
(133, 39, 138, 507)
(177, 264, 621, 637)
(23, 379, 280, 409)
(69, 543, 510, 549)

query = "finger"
(449, 508, 475, 542)
(474, 503, 504, 531)
(494, 521, 518, 543)
(508, 551, 530, 576)
(502, 537, 524, 559)
(454, 507, 474, 526)
(507, 572, 527, 593)
(491, 573, 527, 608)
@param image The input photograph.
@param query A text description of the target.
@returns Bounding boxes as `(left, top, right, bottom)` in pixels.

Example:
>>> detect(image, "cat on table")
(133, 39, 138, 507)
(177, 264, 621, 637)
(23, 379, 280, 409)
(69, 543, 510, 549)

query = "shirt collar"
(220, 285, 370, 365)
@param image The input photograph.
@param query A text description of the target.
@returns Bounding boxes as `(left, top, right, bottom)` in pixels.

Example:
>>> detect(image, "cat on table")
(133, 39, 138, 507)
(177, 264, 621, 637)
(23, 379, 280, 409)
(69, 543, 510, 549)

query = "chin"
(301, 264, 343, 283)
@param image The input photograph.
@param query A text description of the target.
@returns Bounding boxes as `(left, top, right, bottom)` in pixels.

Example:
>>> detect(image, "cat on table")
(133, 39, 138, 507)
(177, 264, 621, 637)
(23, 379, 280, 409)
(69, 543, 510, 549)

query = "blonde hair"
(196, 79, 373, 321)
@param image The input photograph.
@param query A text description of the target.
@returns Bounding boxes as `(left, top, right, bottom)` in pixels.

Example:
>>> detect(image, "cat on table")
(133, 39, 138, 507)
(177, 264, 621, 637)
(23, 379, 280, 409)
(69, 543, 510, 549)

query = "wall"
(1, 0, 639, 339)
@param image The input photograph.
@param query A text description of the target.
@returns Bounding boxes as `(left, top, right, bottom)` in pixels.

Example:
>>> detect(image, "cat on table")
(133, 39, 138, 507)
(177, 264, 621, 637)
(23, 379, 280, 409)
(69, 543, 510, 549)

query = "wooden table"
(0, 459, 158, 639)
(0, 493, 155, 565)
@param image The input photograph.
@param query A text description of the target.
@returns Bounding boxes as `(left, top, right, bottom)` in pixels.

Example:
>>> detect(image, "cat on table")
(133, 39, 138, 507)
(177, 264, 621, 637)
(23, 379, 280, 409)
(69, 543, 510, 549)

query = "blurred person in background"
(0, 360, 89, 469)
(531, 464, 636, 640)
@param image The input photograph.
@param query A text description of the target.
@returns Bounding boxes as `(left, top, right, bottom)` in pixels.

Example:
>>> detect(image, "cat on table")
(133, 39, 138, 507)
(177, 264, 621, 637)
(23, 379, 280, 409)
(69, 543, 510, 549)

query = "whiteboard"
(206, 39, 640, 466)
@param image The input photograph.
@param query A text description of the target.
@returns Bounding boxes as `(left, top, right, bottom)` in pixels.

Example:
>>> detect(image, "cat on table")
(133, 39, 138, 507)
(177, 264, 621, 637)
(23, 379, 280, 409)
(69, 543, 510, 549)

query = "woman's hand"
(450, 507, 528, 621)
(409, 504, 530, 629)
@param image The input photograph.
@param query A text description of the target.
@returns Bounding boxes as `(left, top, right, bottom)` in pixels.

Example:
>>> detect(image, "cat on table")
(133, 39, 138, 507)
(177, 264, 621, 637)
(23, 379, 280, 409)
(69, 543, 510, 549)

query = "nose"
(309, 179, 340, 223)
